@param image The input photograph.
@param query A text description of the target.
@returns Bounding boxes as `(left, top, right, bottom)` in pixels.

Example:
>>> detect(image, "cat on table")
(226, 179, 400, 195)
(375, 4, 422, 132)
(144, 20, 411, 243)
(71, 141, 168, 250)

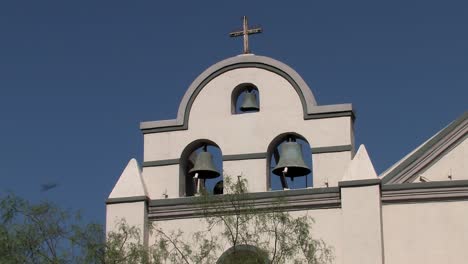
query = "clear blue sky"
(0, 1, 467, 224)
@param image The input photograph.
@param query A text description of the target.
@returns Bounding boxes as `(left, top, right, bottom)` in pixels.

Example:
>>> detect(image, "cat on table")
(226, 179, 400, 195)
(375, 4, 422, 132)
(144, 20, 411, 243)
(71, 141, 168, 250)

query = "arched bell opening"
(217, 245, 269, 264)
(267, 133, 313, 191)
(231, 83, 260, 114)
(179, 139, 223, 197)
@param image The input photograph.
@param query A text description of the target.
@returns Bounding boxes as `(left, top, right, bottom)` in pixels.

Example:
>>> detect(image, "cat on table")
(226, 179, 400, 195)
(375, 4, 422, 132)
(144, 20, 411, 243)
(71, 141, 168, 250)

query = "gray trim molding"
(382, 180, 468, 204)
(142, 153, 268, 168)
(143, 159, 180, 167)
(223, 152, 267, 161)
(339, 179, 381, 188)
(142, 145, 352, 167)
(140, 55, 354, 134)
(106, 195, 149, 205)
(148, 187, 340, 220)
(381, 111, 468, 184)
(311, 145, 352, 154)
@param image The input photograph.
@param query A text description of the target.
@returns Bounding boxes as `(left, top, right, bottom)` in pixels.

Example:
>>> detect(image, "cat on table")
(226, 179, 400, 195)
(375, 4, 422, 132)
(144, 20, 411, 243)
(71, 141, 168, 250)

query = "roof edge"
(381, 111, 468, 184)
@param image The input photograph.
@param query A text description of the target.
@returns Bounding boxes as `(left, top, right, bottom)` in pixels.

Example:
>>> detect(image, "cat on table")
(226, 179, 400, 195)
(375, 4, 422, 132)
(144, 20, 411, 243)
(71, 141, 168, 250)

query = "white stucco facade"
(106, 54, 468, 263)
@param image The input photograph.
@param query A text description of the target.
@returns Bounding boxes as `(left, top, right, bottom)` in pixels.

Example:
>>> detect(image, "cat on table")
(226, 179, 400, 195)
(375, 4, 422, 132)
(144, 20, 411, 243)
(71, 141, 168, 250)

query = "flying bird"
(40, 183, 59, 192)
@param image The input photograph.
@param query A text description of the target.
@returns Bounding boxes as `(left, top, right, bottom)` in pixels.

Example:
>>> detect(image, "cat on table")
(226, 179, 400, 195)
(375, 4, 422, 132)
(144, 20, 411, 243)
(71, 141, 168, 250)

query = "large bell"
(272, 141, 311, 177)
(189, 149, 220, 179)
(240, 90, 259, 111)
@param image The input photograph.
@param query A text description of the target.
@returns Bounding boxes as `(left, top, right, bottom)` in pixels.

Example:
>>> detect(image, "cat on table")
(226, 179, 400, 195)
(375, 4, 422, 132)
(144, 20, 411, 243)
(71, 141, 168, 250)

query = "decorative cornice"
(381, 111, 467, 184)
(381, 180, 468, 204)
(148, 187, 341, 220)
(339, 179, 381, 188)
(106, 181, 468, 217)
(140, 55, 354, 134)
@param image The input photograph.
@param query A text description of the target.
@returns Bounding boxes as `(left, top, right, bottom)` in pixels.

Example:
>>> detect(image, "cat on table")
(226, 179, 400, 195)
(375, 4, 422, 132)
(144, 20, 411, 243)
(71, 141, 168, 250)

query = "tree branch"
(155, 229, 191, 264)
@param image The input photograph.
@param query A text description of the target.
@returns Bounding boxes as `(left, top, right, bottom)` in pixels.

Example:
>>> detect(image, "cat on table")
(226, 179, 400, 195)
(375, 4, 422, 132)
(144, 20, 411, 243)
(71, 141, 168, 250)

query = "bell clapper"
(194, 173, 201, 196)
(281, 167, 290, 190)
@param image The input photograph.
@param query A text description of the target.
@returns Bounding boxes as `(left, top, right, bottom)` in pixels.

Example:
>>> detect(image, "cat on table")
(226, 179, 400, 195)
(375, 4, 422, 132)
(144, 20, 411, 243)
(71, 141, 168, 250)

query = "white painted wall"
(149, 207, 343, 264)
(383, 201, 468, 264)
(223, 159, 267, 192)
(143, 67, 353, 198)
(106, 202, 148, 244)
(142, 165, 179, 199)
(313, 151, 352, 187)
(341, 185, 384, 264)
(414, 138, 467, 182)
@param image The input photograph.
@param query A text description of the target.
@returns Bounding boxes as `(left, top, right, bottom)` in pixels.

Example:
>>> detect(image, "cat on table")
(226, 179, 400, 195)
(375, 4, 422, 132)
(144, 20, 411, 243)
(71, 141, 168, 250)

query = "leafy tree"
(0, 176, 333, 263)
(147, 175, 334, 264)
(0, 193, 101, 263)
(0, 194, 150, 264)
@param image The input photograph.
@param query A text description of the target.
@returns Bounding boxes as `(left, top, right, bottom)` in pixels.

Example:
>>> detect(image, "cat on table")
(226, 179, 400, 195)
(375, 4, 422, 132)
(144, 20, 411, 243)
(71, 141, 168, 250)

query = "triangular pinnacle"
(342, 144, 378, 181)
(108, 158, 147, 199)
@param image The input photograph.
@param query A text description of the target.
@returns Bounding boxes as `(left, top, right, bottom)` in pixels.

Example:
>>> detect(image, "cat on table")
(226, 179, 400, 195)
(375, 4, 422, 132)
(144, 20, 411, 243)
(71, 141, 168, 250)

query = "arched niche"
(179, 139, 223, 197)
(231, 83, 260, 114)
(217, 245, 269, 264)
(266, 132, 313, 190)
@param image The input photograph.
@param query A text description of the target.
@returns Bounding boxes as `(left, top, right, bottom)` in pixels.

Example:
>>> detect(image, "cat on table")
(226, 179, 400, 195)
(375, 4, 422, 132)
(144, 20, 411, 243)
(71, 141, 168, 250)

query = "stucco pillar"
(339, 145, 384, 264)
(106, 200, 148, 246)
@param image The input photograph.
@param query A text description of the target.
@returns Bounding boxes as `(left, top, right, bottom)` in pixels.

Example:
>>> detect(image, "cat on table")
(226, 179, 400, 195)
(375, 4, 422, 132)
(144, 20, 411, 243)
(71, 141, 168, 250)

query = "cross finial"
(229, 16, 262, 54)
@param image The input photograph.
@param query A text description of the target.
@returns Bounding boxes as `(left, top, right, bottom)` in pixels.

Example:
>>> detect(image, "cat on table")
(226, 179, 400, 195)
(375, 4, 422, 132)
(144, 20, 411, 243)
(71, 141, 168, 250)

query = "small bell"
(272, 140, 311, 178)
(189, 147, 220, 179)
(240, 90, 259, 112)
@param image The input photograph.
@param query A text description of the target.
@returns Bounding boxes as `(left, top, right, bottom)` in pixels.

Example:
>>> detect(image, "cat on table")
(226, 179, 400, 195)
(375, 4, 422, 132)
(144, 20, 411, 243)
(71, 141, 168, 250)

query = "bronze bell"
(189, 148, 220, 179)
(272, 141, 311, 178)
(240, 90, 259, 111)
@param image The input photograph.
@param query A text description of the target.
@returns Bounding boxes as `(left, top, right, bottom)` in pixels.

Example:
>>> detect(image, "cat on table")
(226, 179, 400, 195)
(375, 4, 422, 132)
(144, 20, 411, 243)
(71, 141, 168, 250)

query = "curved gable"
(140, 54, 353, 134)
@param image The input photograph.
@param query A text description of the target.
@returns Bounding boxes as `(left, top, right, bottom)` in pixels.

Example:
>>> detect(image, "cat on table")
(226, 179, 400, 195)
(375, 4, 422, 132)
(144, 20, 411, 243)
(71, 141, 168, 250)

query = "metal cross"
(229, 16, 262, 54)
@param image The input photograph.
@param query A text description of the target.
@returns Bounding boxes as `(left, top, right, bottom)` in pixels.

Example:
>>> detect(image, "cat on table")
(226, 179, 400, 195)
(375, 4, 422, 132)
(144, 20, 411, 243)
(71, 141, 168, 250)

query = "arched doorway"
(217, 245, 269, 264)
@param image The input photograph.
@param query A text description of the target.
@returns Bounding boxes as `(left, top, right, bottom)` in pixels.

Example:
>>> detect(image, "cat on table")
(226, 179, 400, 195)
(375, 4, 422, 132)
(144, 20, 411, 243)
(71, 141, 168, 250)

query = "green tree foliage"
(0, 176, 333, 263)
(0, 194, 149, 264)
(148, 176, 334, 264)
(0, 193, 103, 263)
